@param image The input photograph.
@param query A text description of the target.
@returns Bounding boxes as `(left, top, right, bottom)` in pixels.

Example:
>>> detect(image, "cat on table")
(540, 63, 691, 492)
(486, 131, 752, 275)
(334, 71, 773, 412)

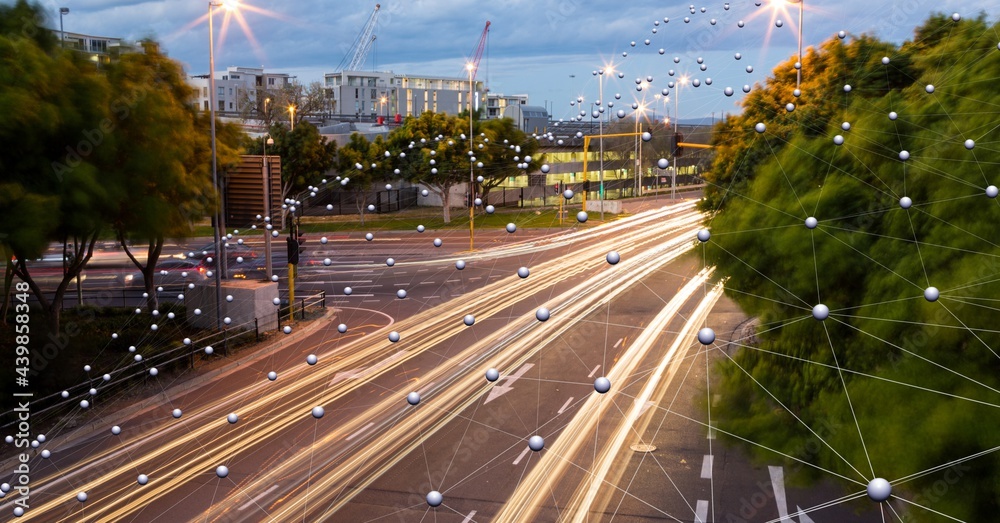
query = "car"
(118, 259, 208, 288)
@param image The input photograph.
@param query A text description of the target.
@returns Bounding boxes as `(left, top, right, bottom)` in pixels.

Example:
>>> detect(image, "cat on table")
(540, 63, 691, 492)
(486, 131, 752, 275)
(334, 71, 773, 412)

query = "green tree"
(476, 117, 543, 204)
(335, 133, 394, 225)
(389, 112, 471, 223)
(706, 14, 1000, 521)
(246, 121, 336, 228)
(102, 41, 237, 311)
(1, 1, 113, 331)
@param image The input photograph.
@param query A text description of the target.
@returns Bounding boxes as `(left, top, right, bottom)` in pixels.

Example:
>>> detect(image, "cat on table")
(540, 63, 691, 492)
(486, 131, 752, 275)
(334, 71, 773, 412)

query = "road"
(4, 200, 880, 522)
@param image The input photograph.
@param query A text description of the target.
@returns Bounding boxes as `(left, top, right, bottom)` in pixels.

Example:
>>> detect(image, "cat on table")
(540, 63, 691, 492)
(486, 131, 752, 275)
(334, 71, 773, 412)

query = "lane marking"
(419, 281, 436, 285)
(636, 399, 655, 417)
(797, 505, 816, 523)
(587, 365, 601, 378)
(462, 510, 477, 523)
(485, 363, 535, 404)
(695, 500, 708, 523)
(613, 337, 624, 349)
(700, 455, 713, 479)
(557, 397, 574, 414)
(346, 422, 375, 442)
(446, 279, 461, 283)
(512, 446, 531, 465)
(769, 465, 793, 523)
(238, 484, 279, 511)
(469, 277, 482, 281)
(424, 295, 440, 299)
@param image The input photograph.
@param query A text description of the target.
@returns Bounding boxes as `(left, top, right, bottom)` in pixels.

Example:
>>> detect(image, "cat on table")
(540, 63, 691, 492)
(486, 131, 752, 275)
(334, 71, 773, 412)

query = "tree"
(238, 80, 330, 128)
(335, 133, 390, 225)
(475, 117, 543, 204)
(245, 121, 336, 227)
(1, 1, 114, 332)
(103, 41, 239, 311)
(389, 112, 471, 223)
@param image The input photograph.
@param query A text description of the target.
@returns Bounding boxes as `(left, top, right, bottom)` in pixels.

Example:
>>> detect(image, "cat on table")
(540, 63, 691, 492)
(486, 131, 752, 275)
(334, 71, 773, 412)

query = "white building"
(323, 70, 485, 119)
(188, 66, 294, 114)
(485, 93, 528, 119)
(54, 30, 142, 66)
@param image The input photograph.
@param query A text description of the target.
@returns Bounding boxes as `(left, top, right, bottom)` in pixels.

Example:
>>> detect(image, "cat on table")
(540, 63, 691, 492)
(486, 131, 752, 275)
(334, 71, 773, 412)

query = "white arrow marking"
(796, 506, 816, 523)
(557, 397, 574, 414)
(331, 350, 407, 386)
(636, 399, 655, 417)
(485, 363, 534, 404)
(769, 465, 792, 523)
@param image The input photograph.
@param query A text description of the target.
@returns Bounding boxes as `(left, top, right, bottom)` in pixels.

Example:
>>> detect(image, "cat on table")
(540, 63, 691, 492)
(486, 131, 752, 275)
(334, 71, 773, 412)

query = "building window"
(228, 88, 233, 96)
(204, 100, 209, 111)
(217, 86, 224, 97)
(229, 102, 233, 109)
(371, 88, 377, 100)
(218, 100, 225, 111)
(231, 74, 240, 80)
(203, 87, 208, 97)
(89, 39, 107, 53)
(268, 78, 275, 86)
(355, 88, 359, 98)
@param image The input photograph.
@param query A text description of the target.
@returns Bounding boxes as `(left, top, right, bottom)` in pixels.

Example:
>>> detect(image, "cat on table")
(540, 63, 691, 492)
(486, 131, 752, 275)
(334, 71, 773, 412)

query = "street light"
(672, 76, 687, 200)
(467, 62, 475, 251)
(634, 103, 645, 197)
(790, 0, 804, 89)
(262, 136, 275, 280)
(59, 7, 69, 49)
(597, 65, 612, 220)
(263, 97, 270, 128)
(288, 104, 296, 131)
(207, 0, 238, 330)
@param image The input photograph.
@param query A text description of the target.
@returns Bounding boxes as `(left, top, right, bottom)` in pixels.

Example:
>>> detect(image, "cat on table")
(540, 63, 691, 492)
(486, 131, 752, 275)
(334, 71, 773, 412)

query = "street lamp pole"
(672, 78, 684, 201)
(208, 1, 224, 330)
(289, 105, 296, 131)
(795, 0, 803, 89)
(262, 136, 274, 280)
(467, 62, 475, 252)
(598, 68, 607, 220)
(59, 8, 69, 49)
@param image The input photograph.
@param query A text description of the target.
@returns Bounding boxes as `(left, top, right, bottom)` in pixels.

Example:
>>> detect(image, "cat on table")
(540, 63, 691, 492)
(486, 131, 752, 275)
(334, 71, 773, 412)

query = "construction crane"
(466, 21, 490, 90)
(337, 4, 380, 72)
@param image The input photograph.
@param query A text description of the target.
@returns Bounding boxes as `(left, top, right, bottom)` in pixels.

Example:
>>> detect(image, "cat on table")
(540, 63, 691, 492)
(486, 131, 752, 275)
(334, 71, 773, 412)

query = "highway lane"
(9, 202, 703, 521)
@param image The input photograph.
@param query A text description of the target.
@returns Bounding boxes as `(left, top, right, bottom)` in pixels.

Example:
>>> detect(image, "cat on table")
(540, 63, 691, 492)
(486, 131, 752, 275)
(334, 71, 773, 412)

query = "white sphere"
(464, 314, 476, 326)
(306, 354, 317, 365)
(406, 392, 421, 405)
(517, 267, 530, 278)
(698, 327, 716, 345)
(227, 413, 238, 424)
(899, 150, 910, 161)
(112, 425, 122, 435)
(755, 123, 766, 133)
(138, 474, 149, 485)
(311, 406, 324, 418)
(987, 185, 998, 198)
(455, 260, 466, 270)
(813, 304, 830, 321)
(805, 217, 818, 229)
(283, 326, 292, 334)
(698, 229, 710, 242)
(267, 371, 277, 380)
(172, 408, 182, 418)
(965, 139, 975, 150)
(536, 307, 550, 322)
(506, 223, 517, 233)
(577, 211, 588, 223)
(924, 287, 940, 302)
(216, 465, 229, 478)
(77, 492, 88, 502)
(389, 331, 400, 343)
(834, 135, 844, 145)
(867, 478, 891, 502)
(607, 251, 621, 265)
(397, 289, 407, 299)
(426, 490, 443, 507)
(594, 377, 611, 393)
(900, 197, 912, 209)
(528, 435, 545, 451)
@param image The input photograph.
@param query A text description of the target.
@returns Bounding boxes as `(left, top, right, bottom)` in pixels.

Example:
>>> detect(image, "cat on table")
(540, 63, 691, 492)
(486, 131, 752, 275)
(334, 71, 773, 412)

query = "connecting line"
(890, 444, 1000, 486)
(937, 300, 1000, 362)
(892, 495, 967, 522)
(763, 490, 870, 523)
(821, 322, 876, 479)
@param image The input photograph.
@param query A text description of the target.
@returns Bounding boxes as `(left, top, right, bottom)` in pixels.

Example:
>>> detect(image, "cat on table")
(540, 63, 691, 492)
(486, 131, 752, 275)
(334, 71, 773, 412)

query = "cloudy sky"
(27, 0, 997, 120)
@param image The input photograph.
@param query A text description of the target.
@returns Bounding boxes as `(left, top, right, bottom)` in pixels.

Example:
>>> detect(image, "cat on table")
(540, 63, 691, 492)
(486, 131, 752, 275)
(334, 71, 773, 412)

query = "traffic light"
(287, 236, 305, 265)
(554, 182, 560, 193)
(672, 132, 685, 157)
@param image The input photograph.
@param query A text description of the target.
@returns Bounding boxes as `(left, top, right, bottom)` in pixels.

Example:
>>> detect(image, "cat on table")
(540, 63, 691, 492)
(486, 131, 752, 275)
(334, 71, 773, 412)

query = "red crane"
(467, 21, 490, 90)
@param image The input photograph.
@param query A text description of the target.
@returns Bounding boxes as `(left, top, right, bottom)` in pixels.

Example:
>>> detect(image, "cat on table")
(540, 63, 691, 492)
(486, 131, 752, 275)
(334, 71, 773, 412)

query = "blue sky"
(29, 0, 998, 120)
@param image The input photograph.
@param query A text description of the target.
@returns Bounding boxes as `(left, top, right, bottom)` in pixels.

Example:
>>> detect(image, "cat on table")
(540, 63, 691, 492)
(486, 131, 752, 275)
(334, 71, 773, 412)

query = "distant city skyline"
(30, 0, 997, 120)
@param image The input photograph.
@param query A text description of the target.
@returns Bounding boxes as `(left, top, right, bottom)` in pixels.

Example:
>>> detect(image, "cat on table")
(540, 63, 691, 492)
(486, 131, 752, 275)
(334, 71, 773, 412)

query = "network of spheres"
(900, 197, 913, 209)
(988, 185, 999, 199)
(389, 331, 401, 343)
(463, 314, 476, 326)
(607, 251, 621, 265)
(486, 368, 500, 382)
(697, 229, 711, 242)
(577, 211, 589, 223)
(426, 490, 443, 507)
(528, 435, 545, 451)
(805, 217, 818, 229)
(924, 286, 940, 302)
(594, 376, 612, 394)
(506, 223, 517, 233)
(867, 478, 892, 502)
(307, 354, 318, 365)
(406, 392, 421, 406)
(833, 135, 844, 146)
(216, 465, 229, 478)
(536, 307, 551, 322)
(311, 406, 325, 419)
(518, 267, 530, 278)
(698, 327, 716, 345)
(813, 304, 830, 321)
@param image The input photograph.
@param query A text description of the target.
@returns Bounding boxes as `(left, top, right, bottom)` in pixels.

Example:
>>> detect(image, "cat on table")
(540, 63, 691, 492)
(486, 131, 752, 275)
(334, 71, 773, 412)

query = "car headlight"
(124, 274, 133, 282)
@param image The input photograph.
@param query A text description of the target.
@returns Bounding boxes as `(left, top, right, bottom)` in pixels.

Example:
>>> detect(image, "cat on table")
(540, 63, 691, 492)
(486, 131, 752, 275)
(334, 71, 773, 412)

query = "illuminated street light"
(59, 7, 69, 49)
(467, 62, 475, 251)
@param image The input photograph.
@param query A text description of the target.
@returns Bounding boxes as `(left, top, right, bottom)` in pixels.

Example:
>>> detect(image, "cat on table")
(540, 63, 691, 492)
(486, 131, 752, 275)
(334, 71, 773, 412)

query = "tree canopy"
(704, 13, 1000, 521)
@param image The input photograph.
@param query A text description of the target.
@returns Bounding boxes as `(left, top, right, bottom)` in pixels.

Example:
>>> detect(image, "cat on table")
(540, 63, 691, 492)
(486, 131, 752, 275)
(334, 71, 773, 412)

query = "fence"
(302, 187, 419, 216)
(0, 291, 326, 431)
